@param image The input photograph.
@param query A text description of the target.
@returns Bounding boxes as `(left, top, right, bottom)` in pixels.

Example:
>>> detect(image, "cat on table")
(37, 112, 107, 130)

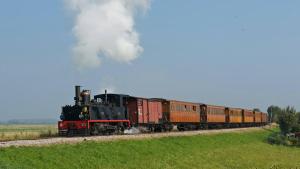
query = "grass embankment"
(0, 128, 300, 169)
(0, 124, 57, 141)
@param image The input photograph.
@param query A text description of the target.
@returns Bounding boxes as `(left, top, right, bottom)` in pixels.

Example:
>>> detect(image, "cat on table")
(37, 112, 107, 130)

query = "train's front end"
(58, 86, 91, 136)
(58, 86, 130, 136)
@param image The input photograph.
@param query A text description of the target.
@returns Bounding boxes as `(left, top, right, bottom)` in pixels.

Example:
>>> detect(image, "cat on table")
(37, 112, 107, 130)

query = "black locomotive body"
(58, 86, 130, 136)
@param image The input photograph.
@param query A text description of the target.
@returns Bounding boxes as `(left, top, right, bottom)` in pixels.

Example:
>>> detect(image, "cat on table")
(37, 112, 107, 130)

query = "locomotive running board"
(87, 120, 131, 129)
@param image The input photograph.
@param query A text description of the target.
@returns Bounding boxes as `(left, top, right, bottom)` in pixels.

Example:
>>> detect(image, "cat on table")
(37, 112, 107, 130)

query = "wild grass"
(0, 129, 300, 169)
(0, 124, 57, 141)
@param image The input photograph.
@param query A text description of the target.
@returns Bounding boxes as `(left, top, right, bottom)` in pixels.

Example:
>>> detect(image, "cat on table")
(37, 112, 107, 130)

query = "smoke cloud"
(65, 0, 151, 69)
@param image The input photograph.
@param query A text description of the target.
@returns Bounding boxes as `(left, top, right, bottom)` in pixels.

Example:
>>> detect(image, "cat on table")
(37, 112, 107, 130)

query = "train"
(58, 86, 268, 136)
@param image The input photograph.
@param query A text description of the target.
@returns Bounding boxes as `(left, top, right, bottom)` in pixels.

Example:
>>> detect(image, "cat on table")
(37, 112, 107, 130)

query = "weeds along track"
(0, 127, 269, 148)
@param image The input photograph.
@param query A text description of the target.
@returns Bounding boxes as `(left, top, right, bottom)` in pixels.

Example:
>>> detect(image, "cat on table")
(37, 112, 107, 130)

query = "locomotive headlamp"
(82, 107, 88, 113)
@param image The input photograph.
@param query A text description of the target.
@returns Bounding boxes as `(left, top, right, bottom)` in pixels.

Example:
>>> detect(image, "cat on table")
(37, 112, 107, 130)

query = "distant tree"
(253, 108, 261, 112)
(297, 112, 300, 122)
(278, 106, 297, 135)
(267, 105, 282, 123)
(291, 112, 300, 133)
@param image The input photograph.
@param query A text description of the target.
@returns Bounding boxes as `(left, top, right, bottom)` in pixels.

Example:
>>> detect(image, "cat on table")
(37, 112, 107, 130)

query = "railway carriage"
(242, 109, 255, 126)
(261, 113, 268, 125)
(162, 100, 200, 131)
(227, 108, 243, 127)
(127, 97, 165, 131)
(254, 111, 262, 125)
(200, 104, 226, 128)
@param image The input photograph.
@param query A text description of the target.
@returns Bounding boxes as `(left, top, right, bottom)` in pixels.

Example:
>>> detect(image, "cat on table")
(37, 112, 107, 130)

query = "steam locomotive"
(58, 86, 268, 136)
(58, 86, 131, 136)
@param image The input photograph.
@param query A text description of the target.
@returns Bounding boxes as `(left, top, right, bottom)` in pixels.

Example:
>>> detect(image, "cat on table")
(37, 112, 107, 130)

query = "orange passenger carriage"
(200, 104, 226, 128)
(227, 108, 243, 127)
(254, 111, 262, 124)
(242, 109, 255, 127)
(261, 112, 268, 124)
(162, 100, 200, 131)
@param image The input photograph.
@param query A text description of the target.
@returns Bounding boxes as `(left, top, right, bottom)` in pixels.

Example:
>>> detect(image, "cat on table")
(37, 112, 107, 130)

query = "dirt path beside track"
(0, 126, 271, 148)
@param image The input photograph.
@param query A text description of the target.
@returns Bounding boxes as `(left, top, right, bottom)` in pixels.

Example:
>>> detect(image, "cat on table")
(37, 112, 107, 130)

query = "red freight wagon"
(127, 97, 163, 126)
(148, 99, 163, 123)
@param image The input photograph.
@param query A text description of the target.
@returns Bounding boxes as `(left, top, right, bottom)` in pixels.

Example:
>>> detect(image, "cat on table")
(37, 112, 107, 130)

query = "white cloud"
(65, 0, 151, 69)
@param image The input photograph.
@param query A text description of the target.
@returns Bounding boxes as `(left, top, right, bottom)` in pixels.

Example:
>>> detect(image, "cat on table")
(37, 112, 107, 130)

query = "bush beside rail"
(267, 132, 300, 146)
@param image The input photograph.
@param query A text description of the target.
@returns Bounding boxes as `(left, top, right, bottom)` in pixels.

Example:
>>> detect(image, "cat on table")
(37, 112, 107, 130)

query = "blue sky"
(0, 1, 299, 120)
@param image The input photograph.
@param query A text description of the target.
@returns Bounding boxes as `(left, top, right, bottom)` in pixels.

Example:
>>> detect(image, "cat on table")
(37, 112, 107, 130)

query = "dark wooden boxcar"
(162, 100, 200, 130)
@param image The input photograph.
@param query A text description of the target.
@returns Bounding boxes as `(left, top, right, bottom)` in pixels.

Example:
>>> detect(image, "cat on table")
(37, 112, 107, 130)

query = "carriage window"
(97, 98, 102, 103)
(171, 104, 174, 111)
(176, 104, 180, 111)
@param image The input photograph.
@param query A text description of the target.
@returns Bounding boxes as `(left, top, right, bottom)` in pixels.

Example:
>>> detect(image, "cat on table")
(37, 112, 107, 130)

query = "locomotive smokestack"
(75, 85, 81, 106)
(105, 89, 108, 104)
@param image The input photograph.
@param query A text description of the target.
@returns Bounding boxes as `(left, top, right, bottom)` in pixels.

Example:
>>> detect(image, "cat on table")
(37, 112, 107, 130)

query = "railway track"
(0, 126, 270, 148)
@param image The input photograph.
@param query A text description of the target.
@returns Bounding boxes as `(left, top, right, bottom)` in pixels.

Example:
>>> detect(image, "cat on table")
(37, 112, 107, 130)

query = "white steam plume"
(65, 0, 151, 69)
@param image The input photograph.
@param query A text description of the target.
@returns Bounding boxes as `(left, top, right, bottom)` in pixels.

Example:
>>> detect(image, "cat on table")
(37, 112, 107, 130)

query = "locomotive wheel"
(90, 126, 99, 135)
(67, 130, 74, 137)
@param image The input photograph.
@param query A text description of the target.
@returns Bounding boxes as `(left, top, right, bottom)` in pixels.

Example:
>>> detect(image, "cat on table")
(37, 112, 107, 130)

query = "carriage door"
(242, 110, 245, 123)
(225, 108, 230, 123)
(200, 106, 207, 123)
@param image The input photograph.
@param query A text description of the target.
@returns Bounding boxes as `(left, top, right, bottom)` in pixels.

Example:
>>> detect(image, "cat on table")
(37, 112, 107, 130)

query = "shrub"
(267, 132, 300, 146)
(291, 124, 300, 133)
(267, 132, 287, 145)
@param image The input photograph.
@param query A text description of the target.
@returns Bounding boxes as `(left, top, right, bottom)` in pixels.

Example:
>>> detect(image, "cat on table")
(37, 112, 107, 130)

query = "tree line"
(267, 105, 300, 135)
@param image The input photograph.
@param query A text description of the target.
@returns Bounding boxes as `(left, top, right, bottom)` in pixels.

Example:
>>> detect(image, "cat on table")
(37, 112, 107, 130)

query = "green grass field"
(0, 129, 299, 169)
(0, 124, 57, 141)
